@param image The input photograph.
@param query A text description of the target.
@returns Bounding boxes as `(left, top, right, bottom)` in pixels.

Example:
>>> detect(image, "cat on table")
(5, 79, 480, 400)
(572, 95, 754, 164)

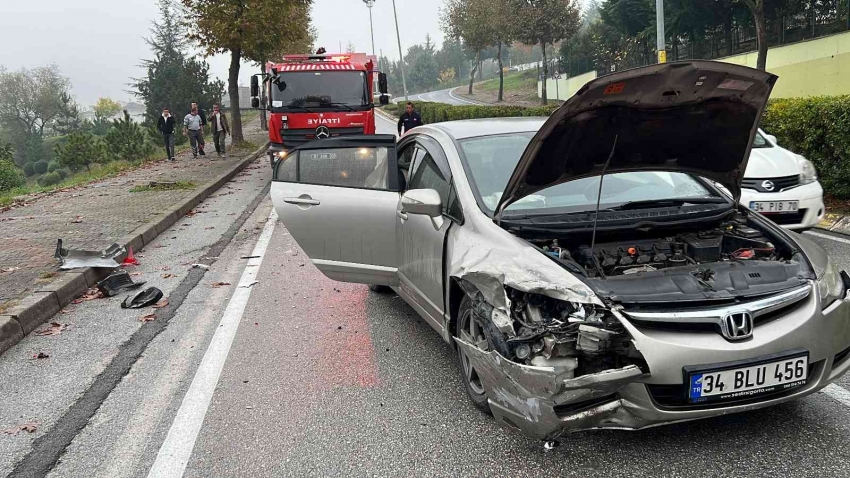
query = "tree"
(490, 0, 518, 101)
(0, 66, 72, 139)
(105, 111, 154, 162)
(436, 38, 470, 84)
(406, 35, 440, 92)
(94, 98, 123, 121)
(514, 0, 581, 104)
(54, 92, 82, 135)
(133, 0, 224, 137)
(441, 0, 495, 95)
(741, 0, 767, 70)
(180, 0, 314, 143)
(55, 131, 106, 173)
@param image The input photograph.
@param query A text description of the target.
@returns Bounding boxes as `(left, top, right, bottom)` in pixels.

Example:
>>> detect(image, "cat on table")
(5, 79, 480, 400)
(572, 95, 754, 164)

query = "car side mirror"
(379, 94, 389, 106)
(251, 97, 260, 108)
(765, 134, 778, 145)
(401, 189, 442, 217)
(250, 75, 259, 98)
(378, 72, 388, 94)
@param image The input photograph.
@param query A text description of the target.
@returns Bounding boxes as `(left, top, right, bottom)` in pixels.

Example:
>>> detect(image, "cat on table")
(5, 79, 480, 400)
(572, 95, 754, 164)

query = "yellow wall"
(538, 70, 597, 101)
(717, 31, 850, 98)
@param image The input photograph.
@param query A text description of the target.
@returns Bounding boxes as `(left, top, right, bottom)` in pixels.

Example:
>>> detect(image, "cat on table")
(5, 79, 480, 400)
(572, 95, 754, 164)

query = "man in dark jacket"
(397, 102, 423, 135)
(209, 104, 230, 158)
(156, 107, 176, 161)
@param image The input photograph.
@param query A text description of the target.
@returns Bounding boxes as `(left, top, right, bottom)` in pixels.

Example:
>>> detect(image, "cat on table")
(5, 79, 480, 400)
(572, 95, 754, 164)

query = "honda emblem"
(722, 312, 754, 340)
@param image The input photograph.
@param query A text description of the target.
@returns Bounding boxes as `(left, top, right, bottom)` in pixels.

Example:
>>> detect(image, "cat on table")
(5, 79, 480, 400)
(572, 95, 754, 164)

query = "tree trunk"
(259, 62, 268, 132)
(228, 47, 244, 143)
(541, 43, 548, 105)
(497, 42, 504, 102)
(468, 50, 479, 95)
(744, 0, 768, 70)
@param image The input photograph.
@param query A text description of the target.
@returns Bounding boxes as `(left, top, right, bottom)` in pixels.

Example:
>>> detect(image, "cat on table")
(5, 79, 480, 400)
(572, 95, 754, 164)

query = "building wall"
(716, 30, 850, 98)
(537, 70, 598, 101)
(540, 31, 850, 100)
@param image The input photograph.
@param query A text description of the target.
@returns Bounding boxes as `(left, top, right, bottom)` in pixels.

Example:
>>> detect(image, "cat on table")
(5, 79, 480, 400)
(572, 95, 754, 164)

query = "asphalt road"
(4, 113, 850, 477)
(394, 86, 489, 106)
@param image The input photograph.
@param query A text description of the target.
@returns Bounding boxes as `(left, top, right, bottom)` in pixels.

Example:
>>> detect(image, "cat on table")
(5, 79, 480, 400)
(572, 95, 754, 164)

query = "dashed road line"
(804, 229, 850, 246)
(147, 209, 278, 478)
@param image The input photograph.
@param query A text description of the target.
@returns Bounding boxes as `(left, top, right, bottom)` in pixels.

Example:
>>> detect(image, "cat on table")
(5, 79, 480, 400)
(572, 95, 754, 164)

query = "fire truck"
(250, 51, 389, 165)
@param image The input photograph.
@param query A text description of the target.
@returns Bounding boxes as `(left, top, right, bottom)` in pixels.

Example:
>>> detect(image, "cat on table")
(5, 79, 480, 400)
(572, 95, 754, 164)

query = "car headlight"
(817, 257, 846, 308)
(798, 157, 818, 185)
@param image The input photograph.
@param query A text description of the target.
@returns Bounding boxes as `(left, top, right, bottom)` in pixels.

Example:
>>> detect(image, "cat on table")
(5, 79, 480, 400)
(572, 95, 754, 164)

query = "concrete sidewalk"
(0, 118, 267, 313)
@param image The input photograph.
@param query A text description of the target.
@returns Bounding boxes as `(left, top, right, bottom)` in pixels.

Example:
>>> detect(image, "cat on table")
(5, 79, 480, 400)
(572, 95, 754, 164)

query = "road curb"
(375, 108, 398, 121)
(816, 213, 850, 237)
(0, 141, 269, 355)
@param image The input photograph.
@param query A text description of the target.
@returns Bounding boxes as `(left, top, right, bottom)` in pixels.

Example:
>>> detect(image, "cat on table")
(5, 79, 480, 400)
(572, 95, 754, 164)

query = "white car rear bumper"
(740, 181, 824, 230)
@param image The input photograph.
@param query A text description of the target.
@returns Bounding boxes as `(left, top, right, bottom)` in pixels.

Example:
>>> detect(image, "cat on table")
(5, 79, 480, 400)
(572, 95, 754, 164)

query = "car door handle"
(397, 210, 408, 220)
(284, 197, 320, 206)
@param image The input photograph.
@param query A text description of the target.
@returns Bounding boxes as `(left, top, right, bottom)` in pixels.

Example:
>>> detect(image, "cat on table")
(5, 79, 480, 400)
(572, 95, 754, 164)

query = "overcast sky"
(0, 0, 444, 108)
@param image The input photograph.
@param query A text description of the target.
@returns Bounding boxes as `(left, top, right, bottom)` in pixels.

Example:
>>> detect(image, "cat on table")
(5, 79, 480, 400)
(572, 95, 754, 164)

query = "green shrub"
(0, 159, 26, 192)
(23, 162, 35, 177)
(47, 161, 61, 173)
(33, 160, 49, 174)
(105, 111, 155, 162)
(56, 169, 69, 179)
(55, 131, 106, 172)
(397, 101, 559, 125)
(762, 95, 850, 198)
(37, 171, 62, 187)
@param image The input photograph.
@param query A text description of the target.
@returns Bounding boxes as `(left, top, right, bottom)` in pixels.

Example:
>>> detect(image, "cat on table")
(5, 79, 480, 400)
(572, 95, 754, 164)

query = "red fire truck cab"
(250, 52, 389, 164)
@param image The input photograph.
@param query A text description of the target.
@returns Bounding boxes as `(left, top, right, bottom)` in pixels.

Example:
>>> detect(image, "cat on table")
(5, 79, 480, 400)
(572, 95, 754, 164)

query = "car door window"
(276, 146, 397, 191)
(407, 147, 462, 221)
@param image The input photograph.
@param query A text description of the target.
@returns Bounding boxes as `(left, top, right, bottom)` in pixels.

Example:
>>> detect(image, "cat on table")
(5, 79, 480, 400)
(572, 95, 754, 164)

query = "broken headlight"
(818, 257, 846, 308)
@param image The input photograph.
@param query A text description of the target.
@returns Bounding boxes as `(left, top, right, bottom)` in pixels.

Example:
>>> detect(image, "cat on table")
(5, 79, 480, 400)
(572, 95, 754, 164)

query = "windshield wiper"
(611, 197, 728, 211)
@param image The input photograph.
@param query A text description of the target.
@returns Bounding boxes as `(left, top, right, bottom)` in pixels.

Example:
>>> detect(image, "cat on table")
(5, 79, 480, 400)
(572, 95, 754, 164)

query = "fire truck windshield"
(271, 71, 368, 111)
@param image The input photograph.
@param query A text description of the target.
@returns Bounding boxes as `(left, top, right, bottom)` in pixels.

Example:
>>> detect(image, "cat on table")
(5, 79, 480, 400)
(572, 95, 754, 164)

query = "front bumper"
(456, 286, 850, 441)
(740, 181, 824, 230)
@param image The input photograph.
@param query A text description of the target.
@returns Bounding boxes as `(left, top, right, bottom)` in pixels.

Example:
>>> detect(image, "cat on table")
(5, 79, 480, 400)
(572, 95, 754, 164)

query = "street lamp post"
(656, 0, 666, 63)
(362, 0, 376, 56)
(391, 0, 409, 101)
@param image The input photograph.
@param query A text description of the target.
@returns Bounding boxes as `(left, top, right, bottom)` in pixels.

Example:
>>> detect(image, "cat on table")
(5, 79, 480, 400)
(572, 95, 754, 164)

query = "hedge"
(761, 96, 850, 198)
(388, 96, 850, 198)
(0, 159, 25, 192)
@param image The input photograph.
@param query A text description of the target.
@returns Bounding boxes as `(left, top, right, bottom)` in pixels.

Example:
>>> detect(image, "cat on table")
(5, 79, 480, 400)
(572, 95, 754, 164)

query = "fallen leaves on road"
(241, 281, 259, 289)
(3, 422, 39, 435)
(70, 216, 83, 223)
(1, 267, 20, 273)
(204, 226, 215, 230)
(32, 352, 49, 359)
(191, 263, 210, 270)
(71, 288, 103, 304)
(138, 314, 156, 322)
(35, 322, 68, 336)
(161, 265, 171, 271)
(211, 282, 231, 288)
(152, 299, 169, 309)
(161, 273, 175, 279)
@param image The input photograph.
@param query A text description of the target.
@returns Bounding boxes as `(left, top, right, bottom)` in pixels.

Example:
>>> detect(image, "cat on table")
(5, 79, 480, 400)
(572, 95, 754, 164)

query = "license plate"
(749, 200, 799, 213)
(686, 351, 808, 404)
(309, 152, 337, 161)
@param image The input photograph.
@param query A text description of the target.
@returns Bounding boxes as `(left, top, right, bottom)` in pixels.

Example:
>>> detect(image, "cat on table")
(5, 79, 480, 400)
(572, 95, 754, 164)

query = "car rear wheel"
(368, 284, 392, 293)
(456, 295, 491, 414)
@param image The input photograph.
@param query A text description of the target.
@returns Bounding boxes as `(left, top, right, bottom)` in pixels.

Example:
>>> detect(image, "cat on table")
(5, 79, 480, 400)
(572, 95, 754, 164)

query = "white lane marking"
(824, 383, 850, 407)
(448, 86, 486, 105)
(804, 230, 850, 246)
(147, 209, 278, 478)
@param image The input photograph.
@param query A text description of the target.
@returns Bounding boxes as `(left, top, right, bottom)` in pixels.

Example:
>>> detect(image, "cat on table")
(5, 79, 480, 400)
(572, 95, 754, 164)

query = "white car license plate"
(686, 352, 808, 404)
(749, 200, 799, 213)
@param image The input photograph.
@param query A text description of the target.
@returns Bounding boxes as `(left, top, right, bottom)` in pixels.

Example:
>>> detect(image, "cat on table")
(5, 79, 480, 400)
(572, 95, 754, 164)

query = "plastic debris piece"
(97, 271, 146, 297)
(139, 314, 156, 322)
(35, 322, 67, 336)
(121, 287, 164, 309)
(192, 263, 210, 270)
(32, 352, 50, 359)
(54, 239, 124, 270)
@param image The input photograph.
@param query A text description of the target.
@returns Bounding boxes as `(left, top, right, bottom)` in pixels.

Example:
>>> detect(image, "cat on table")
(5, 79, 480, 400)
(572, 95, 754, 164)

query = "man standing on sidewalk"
(157, 107, 176, 161)
(397, 102, 424, 135)
(183, 108, 205, 158)
(209, 104, 230, 158)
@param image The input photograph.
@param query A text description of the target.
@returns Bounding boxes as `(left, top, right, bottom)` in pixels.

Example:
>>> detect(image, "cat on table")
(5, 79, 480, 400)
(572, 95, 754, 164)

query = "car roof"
(428, 117, 547, 140)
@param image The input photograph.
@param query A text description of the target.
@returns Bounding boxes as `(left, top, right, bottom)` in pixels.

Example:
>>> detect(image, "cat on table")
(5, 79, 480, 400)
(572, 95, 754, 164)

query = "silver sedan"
(271, 61, 850, 442)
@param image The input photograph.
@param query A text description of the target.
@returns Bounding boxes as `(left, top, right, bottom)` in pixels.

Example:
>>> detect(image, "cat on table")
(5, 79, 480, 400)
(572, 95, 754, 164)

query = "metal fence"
(552, 0, 850, 79)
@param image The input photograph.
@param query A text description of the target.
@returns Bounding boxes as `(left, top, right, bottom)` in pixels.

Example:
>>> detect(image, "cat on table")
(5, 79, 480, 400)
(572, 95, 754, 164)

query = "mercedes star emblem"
(315, 125, 330, 139)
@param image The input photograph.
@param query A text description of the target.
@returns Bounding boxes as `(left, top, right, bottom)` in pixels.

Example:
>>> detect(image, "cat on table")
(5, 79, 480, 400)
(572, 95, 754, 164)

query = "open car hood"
(495, 61, 777, 218)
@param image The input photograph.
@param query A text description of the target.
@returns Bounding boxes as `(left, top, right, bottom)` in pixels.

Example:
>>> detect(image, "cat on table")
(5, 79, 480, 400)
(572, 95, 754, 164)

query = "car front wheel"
(456, 295, 491, 414)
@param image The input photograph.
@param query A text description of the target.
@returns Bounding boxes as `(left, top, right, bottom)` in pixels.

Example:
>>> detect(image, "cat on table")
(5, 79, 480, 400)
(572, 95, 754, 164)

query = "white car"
(741, 130, 823, 230)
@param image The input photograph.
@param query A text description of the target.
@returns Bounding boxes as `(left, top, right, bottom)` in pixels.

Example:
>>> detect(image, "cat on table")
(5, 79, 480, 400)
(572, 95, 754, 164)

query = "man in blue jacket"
(397, 102, 423, 135)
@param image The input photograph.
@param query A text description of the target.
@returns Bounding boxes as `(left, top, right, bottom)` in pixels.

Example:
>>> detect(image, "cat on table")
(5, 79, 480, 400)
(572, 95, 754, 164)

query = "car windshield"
(459, 133, 717, 216)
(753, 131, 772, 148)
(270, 71, 368, 109)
